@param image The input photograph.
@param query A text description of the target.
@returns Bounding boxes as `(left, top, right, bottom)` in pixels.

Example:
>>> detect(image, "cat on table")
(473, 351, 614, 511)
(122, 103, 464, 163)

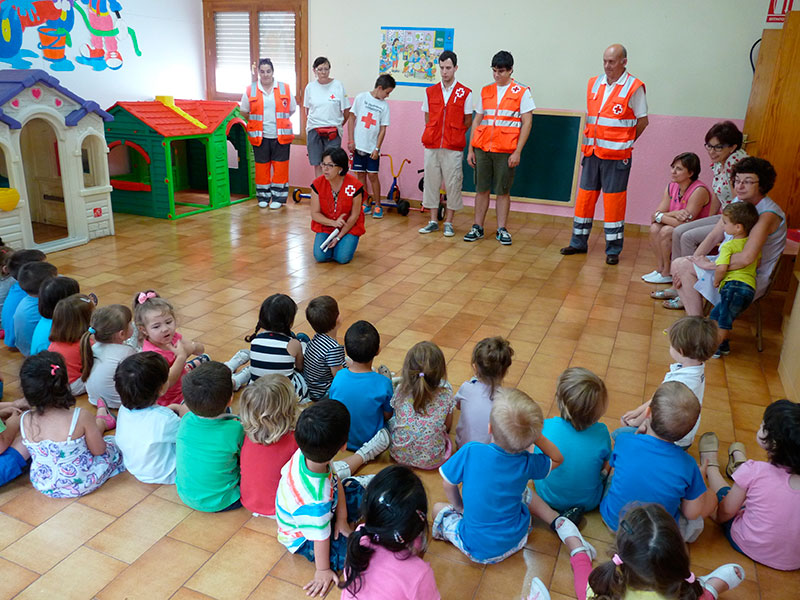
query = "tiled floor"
(0, 200, 797, 599)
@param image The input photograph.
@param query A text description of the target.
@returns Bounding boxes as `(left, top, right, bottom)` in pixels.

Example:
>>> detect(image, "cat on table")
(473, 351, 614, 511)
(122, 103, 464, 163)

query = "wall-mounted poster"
(379, 27, 454, 87)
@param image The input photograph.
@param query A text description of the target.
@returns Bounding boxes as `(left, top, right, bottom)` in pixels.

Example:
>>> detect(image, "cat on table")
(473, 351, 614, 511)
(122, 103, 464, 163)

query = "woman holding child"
(310, 147, 365, 265)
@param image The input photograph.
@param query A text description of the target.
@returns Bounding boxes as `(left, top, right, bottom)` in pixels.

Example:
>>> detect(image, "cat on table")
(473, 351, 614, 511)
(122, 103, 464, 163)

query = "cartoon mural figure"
(76, 0, 123, 69)
(390, 38, 399, 71)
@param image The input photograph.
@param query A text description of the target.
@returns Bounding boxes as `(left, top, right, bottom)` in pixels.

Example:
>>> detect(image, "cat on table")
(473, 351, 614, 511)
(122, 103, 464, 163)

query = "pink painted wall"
(289, 100, 742, 226)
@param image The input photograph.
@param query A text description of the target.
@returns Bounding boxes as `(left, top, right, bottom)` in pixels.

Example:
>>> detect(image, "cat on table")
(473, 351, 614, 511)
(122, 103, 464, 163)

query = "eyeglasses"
(320, 162, 336, 168)
(704, 143, 731, 151)
(733, 177, 759, 186)
(315, 66, 330, 72)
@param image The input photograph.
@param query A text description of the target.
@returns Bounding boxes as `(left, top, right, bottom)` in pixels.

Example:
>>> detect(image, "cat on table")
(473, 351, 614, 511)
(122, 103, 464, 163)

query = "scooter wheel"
(397, 200, 410, 216)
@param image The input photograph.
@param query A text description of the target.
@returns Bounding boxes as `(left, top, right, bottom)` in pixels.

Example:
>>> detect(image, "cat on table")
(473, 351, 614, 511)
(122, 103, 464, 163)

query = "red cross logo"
(361, 112, 377, 129)
(455, 87, 465, 98)
(330, 94, 336, 100)
(612, 103, 624, 115)
(511, 85, 521, 94)
(345, 184, 356, 196)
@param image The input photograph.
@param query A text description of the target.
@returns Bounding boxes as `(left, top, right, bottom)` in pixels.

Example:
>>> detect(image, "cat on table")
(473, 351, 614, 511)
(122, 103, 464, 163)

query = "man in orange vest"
(419, 50, 473, 238)
(465, 51, 534, 246)
(240, 58, 297, 209)
(560, 44, 648, 264)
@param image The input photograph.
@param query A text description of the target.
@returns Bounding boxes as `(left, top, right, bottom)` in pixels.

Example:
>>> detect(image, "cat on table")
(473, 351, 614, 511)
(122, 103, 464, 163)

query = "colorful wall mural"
(0, 1, 142, 72)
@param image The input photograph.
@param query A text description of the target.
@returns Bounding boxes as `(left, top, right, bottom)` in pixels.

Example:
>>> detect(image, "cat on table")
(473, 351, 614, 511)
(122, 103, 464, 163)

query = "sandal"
(96, 397, 117, 430)
(698, 563, 745, 600)
(662, 297, 684, 310)
(650, 288, 678, 300)
(726, 442, 747, 478)
(698, 432, 720, 467)
(554, 516, 597, 560)
(526, 577, 551, 600)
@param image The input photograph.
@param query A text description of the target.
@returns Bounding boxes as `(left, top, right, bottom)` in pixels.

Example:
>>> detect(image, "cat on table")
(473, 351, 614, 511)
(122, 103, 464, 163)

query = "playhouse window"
(81, 136, 106, 189)
(109, 142, 152, 191)
(0, 146, 9, 189)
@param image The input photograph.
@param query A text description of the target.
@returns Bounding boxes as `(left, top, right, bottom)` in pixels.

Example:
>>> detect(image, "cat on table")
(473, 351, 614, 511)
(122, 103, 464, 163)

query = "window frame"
(202, 0, 308, 141)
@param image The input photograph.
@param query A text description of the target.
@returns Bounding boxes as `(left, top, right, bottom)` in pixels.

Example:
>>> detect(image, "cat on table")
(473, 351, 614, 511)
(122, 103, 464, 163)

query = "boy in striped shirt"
(303, 296, 347, 401)
(276, 399, 369, 597)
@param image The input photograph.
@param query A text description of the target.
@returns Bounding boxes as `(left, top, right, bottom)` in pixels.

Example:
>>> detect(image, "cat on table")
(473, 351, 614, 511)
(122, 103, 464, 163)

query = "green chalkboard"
(462, 110, 584, 205)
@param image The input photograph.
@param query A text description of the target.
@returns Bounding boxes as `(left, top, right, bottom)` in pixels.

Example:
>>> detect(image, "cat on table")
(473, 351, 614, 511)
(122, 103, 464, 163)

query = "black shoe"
(606, 255, 619, 265)
(550, 506, 585, 531)
(560, 246, 587, 255)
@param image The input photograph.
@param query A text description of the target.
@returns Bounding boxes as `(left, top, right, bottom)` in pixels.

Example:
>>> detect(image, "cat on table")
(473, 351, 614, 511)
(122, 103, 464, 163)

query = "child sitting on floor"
(115, 352, 188, 485)
(620, 315, 718, 449)
(390, 341, 454, 469)
(275, 399, 373, 597)
(454, 336, 513, 448)
(176, 361, 244, 512)
(303, 295, 346, 401)
(239, 374, 300, 518)
(0, 404, 30, 487)
(48, 294, 95, 396)
(700, 399, 800, 571)
(13, 261, 57, 357)
(432, 387, 564, 564)
(82, 304, 136, 410)
(30, 276, 80, 355)
(534, 367, 611, 513)
(602, 381, 717, 542)
(2, 249, 45, 350)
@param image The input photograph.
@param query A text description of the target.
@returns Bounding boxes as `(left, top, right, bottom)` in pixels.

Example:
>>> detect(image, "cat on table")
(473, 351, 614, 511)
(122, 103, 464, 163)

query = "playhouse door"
(20, 118, 69, 244)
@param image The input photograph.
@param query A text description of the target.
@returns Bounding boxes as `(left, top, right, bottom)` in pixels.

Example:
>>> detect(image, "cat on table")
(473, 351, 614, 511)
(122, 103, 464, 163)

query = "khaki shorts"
(474, 147, 515, 195)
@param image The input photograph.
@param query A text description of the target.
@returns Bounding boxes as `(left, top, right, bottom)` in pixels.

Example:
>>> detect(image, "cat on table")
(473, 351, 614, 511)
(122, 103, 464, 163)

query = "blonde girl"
(238, 374, 300, 517)
(48, 293, 95, 396)
(389, 341, 454, 469)
(454, 336, 514, 447)
(81, 304, 135, 412)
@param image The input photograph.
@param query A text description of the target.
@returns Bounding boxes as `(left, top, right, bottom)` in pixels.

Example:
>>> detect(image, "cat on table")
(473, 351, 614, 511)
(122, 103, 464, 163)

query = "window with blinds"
(214, 12, 250, 94)
(258, 12, 299, 133)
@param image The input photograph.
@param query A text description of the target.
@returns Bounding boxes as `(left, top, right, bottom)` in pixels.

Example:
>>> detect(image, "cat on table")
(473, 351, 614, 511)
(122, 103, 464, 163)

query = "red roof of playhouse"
(108, 100, 239, 137)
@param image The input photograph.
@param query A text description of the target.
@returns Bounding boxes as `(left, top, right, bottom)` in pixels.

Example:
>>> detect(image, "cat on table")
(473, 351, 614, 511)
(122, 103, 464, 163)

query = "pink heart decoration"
(11, 99, 19, 108)
(55, 98, 62, 107)
(31, 88, 41, 99)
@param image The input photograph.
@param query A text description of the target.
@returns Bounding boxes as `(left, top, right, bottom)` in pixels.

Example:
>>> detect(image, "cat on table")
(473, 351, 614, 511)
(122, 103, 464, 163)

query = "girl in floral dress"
(19, 352, 124, 498)
(389, 341, 455, 469)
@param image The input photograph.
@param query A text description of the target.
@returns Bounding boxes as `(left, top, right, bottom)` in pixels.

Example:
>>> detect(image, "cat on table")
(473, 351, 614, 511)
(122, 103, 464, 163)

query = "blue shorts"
(710, 280, 755, 330)
(351, 150, 380, 174)
(716, 486, 745, 554)
(0, 446, 28, 486)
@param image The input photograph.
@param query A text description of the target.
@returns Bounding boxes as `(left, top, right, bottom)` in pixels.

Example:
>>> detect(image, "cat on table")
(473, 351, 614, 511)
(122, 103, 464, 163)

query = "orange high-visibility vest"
(246, 81, 294, 146)
(582, 72, 644, 160)
(471, 81, 528, 154)
(421, 81, 472, 151)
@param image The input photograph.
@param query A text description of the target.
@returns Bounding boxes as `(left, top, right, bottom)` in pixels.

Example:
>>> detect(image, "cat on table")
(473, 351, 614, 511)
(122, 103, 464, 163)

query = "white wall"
(16, 0, 204, 110)
(308, 0, 768, 119)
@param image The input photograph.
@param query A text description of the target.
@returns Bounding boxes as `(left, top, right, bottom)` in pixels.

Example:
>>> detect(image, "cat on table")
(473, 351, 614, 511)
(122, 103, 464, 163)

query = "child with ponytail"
(81, 304, 135, 411)
(48, 293, 95, 396)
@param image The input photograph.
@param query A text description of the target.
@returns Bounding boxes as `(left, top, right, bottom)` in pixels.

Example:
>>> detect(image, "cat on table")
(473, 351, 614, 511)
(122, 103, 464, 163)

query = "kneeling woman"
(310, 147, 365, 264)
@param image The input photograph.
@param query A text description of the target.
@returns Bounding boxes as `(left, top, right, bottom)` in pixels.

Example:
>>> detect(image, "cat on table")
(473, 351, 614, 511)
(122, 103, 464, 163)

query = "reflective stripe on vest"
(246, 82, 294, 146)
(582, 73, 644, 160)
(274, 82, 294, 145)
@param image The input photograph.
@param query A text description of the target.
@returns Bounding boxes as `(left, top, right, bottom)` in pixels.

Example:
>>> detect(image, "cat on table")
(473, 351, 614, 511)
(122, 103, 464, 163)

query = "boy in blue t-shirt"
(328, 320, 392, 477)
(12, 261, 57, 357)
(1, 249, 46, 349)
(0, 405, 30, 486)
(432, 388, 564, 564)
(601, 381, 717, 542)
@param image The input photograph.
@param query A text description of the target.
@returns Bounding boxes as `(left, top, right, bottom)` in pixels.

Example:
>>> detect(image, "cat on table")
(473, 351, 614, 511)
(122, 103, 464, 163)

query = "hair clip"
(372, 533, 380, 543)
(50, 364, 60, 376)
(79, 296, 92, 303)
(620, 519, 633, 535)
(393, 531, 405, 544)
(137, 291, 156, 305)
(418, 372, 425, 378)
(416, 509, 426, 522)
(685, 572, 696, 584)
(88, 327, 96, 334)
(612, 554, 624, 566)
(378, 492, 392, 508)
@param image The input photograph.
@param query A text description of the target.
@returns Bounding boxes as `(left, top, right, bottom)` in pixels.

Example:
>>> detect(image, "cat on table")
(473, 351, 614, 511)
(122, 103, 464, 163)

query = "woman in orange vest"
(240, 58, 297, 209)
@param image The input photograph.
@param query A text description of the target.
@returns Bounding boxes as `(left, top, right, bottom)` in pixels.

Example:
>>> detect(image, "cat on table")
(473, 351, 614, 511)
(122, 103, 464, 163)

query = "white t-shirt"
(116, 404, 181, 484)
(474, 83, 535, 114)
(351, 91, 391, 154)
(663, 362, 705, 448)
(303, 79, 351, 132)
(85, 342, 136, 409)
(421, 80, 473, 114)
(240, 81, 298, 139)
(598, 71, 648, 117)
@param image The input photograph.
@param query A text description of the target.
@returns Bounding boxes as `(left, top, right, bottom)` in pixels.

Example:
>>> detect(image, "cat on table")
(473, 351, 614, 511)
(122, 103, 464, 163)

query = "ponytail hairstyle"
(20, 351, 74, 414)
(340, 465, 429, 596)
(398, 341, 447, 414)
(472, 336, 513, 398)
(131, 289, 161, 345)
(588, 504, 704, 600)
(245, 293, 297, 341)
(50, 294, 95, 344)
(80, 304, 132, 382)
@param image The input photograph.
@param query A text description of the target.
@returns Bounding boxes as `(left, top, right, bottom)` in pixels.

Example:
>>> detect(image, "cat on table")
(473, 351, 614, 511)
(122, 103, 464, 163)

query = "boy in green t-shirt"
(176, 361, 244, 512)
(710, 202, 760, 358)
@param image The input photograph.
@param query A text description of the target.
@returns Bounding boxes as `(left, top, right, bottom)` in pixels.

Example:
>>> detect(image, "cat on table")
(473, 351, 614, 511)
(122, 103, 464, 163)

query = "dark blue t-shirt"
(329, 369, 393, 450)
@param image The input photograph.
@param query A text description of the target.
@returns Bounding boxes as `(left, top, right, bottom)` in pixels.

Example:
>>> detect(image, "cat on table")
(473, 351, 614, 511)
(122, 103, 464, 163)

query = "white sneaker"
(356, 427, 390, 462)
(225, 349, 250, 372)
(232, 366, 251, 391)
(443, 222, 455, 237)
(332, 460, 351, 479)
(269, 201, 282, 209)
(258, 200, 268, 208)
(641, 269, 660, 281)
(643, 272, 673, 284)
(419, 221, 439, 234)
(526, 577, 551, 600)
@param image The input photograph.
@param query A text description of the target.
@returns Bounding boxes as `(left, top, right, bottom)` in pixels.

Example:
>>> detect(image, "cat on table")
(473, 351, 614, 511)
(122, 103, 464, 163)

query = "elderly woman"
(303, 56, 351, 178)
(310, 147, 365, 264)
(642, 153, 711, 284)
(653, 121, 748, 305)
(669, 157, 786, 355)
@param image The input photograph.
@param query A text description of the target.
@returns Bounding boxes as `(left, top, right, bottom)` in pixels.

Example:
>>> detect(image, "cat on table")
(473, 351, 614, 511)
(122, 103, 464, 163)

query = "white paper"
(319, 228, 340, 251)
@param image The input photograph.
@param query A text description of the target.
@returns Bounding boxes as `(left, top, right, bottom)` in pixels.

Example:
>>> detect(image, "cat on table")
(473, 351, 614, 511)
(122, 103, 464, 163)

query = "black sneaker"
(496, 227, 512, 245)
(712, 340, 731, 359)
(463, 224, 484, 242)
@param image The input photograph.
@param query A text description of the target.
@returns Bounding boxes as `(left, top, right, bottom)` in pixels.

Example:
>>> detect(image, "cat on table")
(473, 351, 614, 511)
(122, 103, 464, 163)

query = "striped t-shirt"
(275, 448, 336, 553)
(302, 333, 346, 400)
(250, 331, 296, 380)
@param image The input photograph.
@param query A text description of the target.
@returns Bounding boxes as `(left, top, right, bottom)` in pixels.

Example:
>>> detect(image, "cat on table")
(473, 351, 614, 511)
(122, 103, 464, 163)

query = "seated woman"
(654, 121, 748, 305)
(310, 147, 365, 264)
(669, 157, 786, 354)
(642, 152, 711, 284)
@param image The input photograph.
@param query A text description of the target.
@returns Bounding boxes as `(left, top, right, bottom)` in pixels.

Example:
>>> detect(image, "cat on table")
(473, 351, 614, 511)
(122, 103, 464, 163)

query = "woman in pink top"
(700, 399, 800, 571)
(642, 152, 711, 285)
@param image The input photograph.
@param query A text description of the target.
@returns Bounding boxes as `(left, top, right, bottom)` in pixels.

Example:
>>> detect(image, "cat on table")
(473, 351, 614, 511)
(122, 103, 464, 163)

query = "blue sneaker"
(712, 340, 731, 359)
(372, 205, 384, 219)
(362, 202, 372, 215)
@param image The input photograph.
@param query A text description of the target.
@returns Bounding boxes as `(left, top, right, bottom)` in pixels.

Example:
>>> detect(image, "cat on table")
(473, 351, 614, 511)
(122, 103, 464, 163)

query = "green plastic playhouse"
(104, 97, 255, 219)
